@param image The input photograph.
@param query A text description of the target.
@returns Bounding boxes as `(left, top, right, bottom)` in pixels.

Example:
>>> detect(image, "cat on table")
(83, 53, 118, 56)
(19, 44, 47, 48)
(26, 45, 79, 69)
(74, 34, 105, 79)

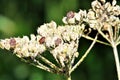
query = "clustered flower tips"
(62, 0, 120, 44)
(87, 0, 120, 30)
(37, 21, 85, 67)
(0, 35, 46, 58)
(0, 21, 84, 67)
(86, 0, 120, 43)
(62, 10, 87, 25)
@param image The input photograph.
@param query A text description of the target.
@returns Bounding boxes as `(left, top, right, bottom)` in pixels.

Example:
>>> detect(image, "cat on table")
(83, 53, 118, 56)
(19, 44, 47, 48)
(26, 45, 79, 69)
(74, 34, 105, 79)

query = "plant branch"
(112, 45, 120, 80)
(22, 58, 54, 73)
(66, 76, 71, 80)
(82, 34, 110, 46)
(116, 36, 120, 46)
(98, 29, 112, 44)
(116, 41, 120, 46)
(70, 34, 98, 74)
(37, 54, 62, 73)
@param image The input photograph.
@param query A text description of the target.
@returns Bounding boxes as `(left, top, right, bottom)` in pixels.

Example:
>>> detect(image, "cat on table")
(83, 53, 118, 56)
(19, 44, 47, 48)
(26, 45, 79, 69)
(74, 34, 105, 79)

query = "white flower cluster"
(0, 0, 120, 72)
(86, 0, 120, 30)
(0, 21, 84, 67)
(62, 10, 86, 25)
(62, 0, 120, 30)
(0, 34, 46, 58)
(86, 0, 120, 43)
(37, 21, 85, 67)
(62, 0, 120, 43)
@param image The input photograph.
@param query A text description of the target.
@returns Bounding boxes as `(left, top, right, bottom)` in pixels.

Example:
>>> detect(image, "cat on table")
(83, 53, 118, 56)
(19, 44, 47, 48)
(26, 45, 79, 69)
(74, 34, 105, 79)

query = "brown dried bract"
(39, 37, 45, 44)
(9, 38, 16, 48)
(55, 38, 62, 46)
(66, 11, 74, 19)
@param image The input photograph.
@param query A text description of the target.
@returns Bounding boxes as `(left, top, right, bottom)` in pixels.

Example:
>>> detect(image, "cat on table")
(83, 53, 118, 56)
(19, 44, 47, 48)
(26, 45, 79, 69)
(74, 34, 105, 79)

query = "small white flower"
(87, 10, 95, 20)
(0, 40, 7, 49)
(105, 2, 111, 9)
(37, 24, 48, 37)
(74, 13, 81, 21)
(113, 5, 120, 15)
(88, 20, 97, 29)
(21, 46, 29, 57)
(100, 0, 106, 3)
(67, 18, 75, 24)
(45, 37, 54, 48)
(30, 34, 36, 41)
(48, 21, 57, 29)
(62, 31, 71, 41)
(22, 36, 29, 43)
(1, 39, 11, 50)
(79, 9, 87, 18)
(38, 44, 46, 53)
(91, 0, 101, 11)
(70, 32, 79, 41)
(112, 0, 117, 6)
(62, 17, 68, 24)
(36, 35, 42, 42)
(56, 26, 65, 35)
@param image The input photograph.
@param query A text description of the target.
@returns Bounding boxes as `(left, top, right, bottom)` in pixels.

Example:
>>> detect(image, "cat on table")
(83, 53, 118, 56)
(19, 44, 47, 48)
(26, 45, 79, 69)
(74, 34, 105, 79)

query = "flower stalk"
(67, 76, 71, 80)
(112, 44, 120, 80)
(70, 33, 98, 74)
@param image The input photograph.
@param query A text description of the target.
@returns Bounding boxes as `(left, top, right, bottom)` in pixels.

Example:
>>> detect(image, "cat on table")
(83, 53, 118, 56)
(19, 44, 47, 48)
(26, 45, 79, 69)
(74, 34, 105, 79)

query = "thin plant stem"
(21, 58, 54, 73)
(37, 54, 62, 72)
(98, 29, 112, 44)
(66, 75, 71, 80)
(108, 27, 120, 80)
(112, 45, 120, 80)
(32, 59, 54, 73)
(116, 36, 120, 46)
(82, 34, 111, 46)
(116, 41, 120, 46)
(70, 34, 98, 73)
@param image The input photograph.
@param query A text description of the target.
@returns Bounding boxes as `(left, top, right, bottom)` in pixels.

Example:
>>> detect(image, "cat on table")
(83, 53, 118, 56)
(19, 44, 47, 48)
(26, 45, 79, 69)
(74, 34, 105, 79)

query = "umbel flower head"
(86, 0, 120, 45)
(0, 0, 120, 80)
(0, 21, 85, 68)
(62, 0, 120, 46)
(86, 0, 120, 30)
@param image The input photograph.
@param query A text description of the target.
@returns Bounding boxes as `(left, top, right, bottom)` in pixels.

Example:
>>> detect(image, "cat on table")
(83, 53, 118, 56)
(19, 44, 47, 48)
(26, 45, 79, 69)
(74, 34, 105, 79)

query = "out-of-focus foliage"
(0, 0, 119, 80)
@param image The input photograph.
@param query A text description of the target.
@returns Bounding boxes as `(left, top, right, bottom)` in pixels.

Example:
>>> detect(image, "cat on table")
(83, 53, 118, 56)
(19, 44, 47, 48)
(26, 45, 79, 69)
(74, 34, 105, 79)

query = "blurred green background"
(0, 0, 119, 80)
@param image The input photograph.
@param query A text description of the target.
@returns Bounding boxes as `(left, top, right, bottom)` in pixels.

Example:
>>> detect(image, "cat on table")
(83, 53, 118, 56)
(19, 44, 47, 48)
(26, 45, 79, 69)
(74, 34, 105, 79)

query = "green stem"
(112, 45, 120, 80)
